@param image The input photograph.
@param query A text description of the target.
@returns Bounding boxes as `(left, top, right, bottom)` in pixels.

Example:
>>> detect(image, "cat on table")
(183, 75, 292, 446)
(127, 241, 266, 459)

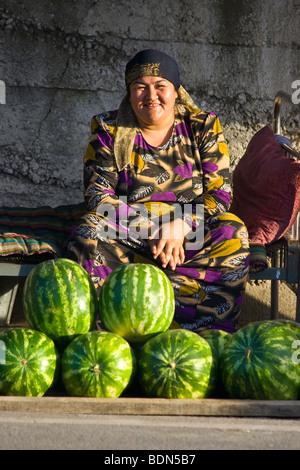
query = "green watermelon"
(0, 328, 58, 396)
(220, 320, 300, 400)
(98, 263, 175, 343)
(138, 329, 214, 398)
(61, 331, 136, 397)
(199, 329, 231, 362)
(272, 319, 300, 339)
(273, 320, 300, 369)
(22, 258, 98, 349)
(199, 329, 231, 396)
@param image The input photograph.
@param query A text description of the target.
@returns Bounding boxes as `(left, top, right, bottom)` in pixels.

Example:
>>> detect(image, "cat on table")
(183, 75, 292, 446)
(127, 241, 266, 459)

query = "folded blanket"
(0, 202, 85, 261)
(249, 243, 268, 272)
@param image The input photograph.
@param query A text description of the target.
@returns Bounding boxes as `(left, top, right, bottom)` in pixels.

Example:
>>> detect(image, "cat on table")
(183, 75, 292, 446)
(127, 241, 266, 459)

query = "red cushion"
(230, 126, 300, 244)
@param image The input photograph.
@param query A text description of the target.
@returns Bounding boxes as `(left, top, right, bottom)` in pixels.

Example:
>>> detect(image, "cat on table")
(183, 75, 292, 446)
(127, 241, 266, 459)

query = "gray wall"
(1, 0, 299, 208)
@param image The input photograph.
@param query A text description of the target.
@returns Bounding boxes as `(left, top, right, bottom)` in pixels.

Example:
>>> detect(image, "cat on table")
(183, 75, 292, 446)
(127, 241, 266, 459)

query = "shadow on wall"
(239, 280, 297, 328)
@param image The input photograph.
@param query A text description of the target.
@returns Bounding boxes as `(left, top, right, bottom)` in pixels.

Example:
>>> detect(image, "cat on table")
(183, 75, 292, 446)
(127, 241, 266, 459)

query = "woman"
(68, 49, 249, 333)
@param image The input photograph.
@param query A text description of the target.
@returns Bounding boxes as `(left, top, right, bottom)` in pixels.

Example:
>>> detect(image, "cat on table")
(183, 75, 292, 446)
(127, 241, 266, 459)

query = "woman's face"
(129, 76, 178, 128)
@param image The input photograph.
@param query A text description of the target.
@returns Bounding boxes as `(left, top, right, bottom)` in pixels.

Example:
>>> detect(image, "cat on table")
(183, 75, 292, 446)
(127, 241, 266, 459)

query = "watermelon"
(220, 320, 300, 400)
(22, 258, 98, 349)
(199, 329, 231, 396)
(137, 329, 214, 398)
(272, 319, 300, 339)
(199, 329, 231, 362)
(61, 331, 136, 398)
(273, 320, 300, 369)
(98, 263, 175, 343)
(0, 328, 58, 396)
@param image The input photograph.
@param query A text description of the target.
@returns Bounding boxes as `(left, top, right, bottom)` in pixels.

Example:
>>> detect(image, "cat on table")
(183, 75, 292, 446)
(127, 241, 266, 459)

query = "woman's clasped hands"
(146, 218, 190, 271)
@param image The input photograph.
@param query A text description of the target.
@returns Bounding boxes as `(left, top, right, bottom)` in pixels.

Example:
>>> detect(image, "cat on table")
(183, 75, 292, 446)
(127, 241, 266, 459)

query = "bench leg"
(296, 289, 300, 323)
(270, 279, 279, 319)
(296, 257, 300, 323)
(0, 277, 20, 326)
(270, 252, 280, 319)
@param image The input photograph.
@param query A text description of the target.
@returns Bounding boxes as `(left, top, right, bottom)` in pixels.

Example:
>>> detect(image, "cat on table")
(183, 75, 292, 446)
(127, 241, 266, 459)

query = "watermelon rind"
(220, 320, 300, 400)
(0, 328, 58, 397)
(98, 263, 175, 343)
(22, 258, 98, 348)
(138, 329, 214, 399)
(61, 331, 136, 398)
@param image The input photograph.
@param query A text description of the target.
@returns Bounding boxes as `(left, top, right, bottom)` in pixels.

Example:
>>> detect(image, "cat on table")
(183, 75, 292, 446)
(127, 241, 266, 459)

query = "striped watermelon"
(138, 329, 214, 398)
(200, 329, 231, 362)
(61, 331, 135, 398)
(0, 328, 58, 396)
(220, 321, 300, 400)
(98, 263, 175, 343)
(22, 258, 98, 349)
(199, 329, 231, 396)
(273, 319, 300, 339)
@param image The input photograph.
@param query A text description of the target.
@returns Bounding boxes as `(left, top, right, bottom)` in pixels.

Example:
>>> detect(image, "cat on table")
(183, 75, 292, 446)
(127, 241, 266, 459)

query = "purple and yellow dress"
(68, 91, 249, 333)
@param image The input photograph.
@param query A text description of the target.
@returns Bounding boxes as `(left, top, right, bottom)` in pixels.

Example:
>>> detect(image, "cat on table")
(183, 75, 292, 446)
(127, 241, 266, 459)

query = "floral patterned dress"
(68, 103, 249, 333)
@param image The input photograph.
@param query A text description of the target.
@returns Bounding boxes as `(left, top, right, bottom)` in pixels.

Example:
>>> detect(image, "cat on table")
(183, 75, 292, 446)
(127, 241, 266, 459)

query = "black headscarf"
(114, 50, 198, 171)
(125, 49, 181, 91)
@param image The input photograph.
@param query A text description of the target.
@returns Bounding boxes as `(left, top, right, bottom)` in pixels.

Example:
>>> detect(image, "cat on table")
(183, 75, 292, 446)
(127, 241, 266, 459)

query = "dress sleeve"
(83, 115, 119, 213)
(196, 112, 232, 218)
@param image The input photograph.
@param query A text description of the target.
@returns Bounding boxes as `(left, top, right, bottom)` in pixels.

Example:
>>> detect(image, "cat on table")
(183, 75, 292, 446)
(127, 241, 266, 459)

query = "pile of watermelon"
(1, 258, 300, 400)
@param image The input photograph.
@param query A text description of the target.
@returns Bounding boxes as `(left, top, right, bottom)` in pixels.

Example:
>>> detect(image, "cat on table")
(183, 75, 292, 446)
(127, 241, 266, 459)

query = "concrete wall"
(1, 0, 299, 208)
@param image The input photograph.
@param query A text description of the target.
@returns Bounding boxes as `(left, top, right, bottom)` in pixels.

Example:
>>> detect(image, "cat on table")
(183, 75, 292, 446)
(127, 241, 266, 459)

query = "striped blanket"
(0, 203, 85, 263)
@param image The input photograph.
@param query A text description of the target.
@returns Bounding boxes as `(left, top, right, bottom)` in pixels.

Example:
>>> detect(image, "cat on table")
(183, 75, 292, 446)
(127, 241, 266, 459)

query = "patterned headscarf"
(114, 50, 200, 171)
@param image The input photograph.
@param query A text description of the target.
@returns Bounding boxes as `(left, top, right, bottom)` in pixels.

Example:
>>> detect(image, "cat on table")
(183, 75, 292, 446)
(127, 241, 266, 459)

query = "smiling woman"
(68, 49, 250, 333)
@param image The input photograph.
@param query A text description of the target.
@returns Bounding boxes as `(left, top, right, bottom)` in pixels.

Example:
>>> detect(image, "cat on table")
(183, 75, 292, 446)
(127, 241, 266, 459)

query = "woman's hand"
(147, 219, 190, 270)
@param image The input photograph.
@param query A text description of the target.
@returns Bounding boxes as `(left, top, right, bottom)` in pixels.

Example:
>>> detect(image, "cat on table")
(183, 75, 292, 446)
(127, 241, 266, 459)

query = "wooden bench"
(0, 203, 86, 327)
(1, 239, 299, 327)
(1, 231, 299, 327)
